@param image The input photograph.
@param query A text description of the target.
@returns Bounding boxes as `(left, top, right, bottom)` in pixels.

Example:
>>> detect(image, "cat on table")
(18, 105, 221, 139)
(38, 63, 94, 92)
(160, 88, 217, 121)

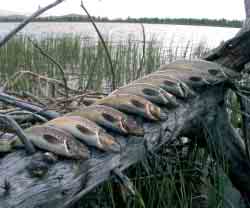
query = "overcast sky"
(1, 0, 246, 20)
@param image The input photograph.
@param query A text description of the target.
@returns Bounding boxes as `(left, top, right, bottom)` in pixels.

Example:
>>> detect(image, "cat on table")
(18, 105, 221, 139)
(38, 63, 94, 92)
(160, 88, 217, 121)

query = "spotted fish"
(13, 125, 90, 159)
(47, 116, 121, 153)
(95, 94, 167, 121)
(67, 105, 144, 136)
(111, 83, 178, 107)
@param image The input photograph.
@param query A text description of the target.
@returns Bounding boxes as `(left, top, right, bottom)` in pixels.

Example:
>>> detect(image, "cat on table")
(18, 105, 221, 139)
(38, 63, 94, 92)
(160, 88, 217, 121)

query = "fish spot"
(189, 76, 202, 82)
(102, 113, 118, 123)
(76, 125, 95, 136)
(131, 99, 145, 109)
(164, 80, 176, 86)
(142, 88, 158, 96)
(43, 134, 59, 144)
(208, 69, 219, 75)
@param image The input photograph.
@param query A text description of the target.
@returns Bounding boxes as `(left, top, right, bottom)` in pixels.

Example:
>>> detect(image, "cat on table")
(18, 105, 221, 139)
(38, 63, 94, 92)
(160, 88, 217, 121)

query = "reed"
(0, 35, 209, 94)
(0, 34, 232, 208)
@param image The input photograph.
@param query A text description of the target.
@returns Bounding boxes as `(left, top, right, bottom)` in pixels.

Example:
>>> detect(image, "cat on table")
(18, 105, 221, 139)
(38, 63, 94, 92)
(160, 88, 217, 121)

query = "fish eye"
(102, 113, 118, 123)
(164, 80, 175, 86)
(131, 99, 145, 108)
(76, 124, 95, 135)
(43, 134, 59, 144)
(142, 88, 158, 96)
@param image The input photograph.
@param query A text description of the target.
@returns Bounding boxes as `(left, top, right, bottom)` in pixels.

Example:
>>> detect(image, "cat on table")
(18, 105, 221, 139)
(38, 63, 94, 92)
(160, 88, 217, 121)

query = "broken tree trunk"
(0, 86, 231, 208)
(1, 21, 250, 208)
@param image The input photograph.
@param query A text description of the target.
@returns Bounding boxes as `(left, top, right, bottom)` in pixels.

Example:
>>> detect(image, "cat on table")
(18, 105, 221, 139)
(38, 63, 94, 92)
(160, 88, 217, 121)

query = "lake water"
(0, 22, 240, 49)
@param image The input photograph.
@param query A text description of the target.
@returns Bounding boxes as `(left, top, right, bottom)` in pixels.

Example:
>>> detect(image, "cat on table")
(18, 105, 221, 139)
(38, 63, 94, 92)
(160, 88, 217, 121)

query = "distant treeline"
(0, 15, 243, 28)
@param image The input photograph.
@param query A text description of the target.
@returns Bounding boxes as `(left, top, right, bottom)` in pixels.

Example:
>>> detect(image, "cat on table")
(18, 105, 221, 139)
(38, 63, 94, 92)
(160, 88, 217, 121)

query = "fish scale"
(0, 59, 240, 158)
(67, 105, 144, 136)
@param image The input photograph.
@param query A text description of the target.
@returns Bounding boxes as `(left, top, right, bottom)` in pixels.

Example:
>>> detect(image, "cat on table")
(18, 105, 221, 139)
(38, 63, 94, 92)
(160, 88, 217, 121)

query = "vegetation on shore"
(0, 35, 209, 94)
(0, 34, 242, 208)
(0, 14, 243, 28)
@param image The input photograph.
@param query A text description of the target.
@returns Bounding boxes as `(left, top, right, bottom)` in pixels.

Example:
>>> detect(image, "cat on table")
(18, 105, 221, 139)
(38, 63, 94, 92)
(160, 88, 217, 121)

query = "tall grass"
(0, 35, 209, 94)
(0, 35, 234, 208)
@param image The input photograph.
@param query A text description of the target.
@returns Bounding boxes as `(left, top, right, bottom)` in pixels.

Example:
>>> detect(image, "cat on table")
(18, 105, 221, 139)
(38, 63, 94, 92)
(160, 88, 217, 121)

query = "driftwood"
(1, 2, 250, 208)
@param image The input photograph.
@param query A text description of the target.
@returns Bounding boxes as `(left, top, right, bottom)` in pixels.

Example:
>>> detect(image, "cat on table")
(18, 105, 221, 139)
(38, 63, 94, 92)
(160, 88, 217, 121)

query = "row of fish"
(2, 60, 239, 159)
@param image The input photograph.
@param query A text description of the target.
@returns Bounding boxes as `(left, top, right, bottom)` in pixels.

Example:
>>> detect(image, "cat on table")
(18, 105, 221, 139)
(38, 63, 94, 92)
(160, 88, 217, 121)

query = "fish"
(151, 69, 214, 89)
(132, 75, 187, 98)
(141, 73, 196, 98)
(46, 116, 120, 153)
(95, 94, 167, 121)
(160, 59, 218, 72)
(111, 83, 178, 107)
(160, 59, 241, 80)
(12, 125, 90, 159)
(67, 105, 144, 136)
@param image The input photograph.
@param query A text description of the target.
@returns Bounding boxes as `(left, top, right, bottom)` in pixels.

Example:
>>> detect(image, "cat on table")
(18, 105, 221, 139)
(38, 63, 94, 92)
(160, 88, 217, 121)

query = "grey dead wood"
(0, 86, 228, 208)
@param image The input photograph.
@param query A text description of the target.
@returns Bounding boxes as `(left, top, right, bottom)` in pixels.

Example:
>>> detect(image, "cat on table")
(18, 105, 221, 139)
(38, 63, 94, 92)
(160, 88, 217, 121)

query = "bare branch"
(80, 0, 116, 90)
(0, 0, 66, 48)
(0, 114, 36, 154)
(28, 37, 69, 100)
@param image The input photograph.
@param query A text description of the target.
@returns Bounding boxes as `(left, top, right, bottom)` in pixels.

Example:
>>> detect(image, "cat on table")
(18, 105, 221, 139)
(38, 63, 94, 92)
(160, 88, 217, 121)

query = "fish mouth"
(122, 118, 144, 136)
(77, 147, 90, 159)
(145, 103, 160, 120)
(146, 103, 167, 121)
(65, 139, 90, 160)
(119, 118, 129, 134)
(98, 131, 121, 153)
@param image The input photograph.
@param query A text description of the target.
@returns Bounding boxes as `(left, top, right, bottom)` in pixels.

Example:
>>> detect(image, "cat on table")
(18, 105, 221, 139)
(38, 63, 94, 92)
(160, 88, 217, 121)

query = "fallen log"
(0, 85, 229, 208)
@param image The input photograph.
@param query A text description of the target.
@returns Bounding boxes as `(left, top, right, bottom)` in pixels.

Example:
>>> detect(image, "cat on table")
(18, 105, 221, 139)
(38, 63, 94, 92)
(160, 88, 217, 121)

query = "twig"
(0, 91, 60, 119)
(112, 168, 136, 196)
(136, 24, 146, 79)
(80, 0, 116, 90)
(22, 91, 47, 107)
(28, 37, 69, 100)
(0, 114, 35, 154)
(0, 0, 66, 48)
(3, 70, 80, 94)
(7, 110, 48, 123)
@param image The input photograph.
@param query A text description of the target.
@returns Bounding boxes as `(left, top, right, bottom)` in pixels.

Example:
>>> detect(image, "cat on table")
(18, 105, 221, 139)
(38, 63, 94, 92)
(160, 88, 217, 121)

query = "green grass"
(0, 35, 209, 94)
(0, 35, 235, 208)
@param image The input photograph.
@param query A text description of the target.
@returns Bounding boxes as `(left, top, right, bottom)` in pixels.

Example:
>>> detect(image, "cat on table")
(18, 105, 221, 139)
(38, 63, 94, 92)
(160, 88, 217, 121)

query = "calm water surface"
(0, 22, 240, 48)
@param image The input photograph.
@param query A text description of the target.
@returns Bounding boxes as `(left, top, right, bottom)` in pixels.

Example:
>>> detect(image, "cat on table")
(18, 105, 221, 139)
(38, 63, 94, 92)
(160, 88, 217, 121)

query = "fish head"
(121, 117, 144, 136)
(101, 112, 128, 133)
(64, 138, 90, 160)
(28, 125, 90, 160)
(98, 130, 121, 153)
(146, 102, 167, 121)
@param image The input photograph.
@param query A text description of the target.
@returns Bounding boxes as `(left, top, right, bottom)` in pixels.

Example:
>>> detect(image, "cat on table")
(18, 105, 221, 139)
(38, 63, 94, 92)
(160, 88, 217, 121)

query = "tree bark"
(0, 86, 230, 208)
(245, 0, 250, 18)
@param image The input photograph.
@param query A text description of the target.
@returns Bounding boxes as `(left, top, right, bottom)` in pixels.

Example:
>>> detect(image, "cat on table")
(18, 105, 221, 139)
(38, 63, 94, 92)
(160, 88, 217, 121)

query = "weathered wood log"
(0, 86, 227, 208)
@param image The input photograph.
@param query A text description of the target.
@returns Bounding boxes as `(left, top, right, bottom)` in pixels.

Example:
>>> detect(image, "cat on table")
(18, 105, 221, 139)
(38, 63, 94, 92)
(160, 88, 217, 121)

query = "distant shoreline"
(0, 15, 242, 28)
(0, 20, 242, 29)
